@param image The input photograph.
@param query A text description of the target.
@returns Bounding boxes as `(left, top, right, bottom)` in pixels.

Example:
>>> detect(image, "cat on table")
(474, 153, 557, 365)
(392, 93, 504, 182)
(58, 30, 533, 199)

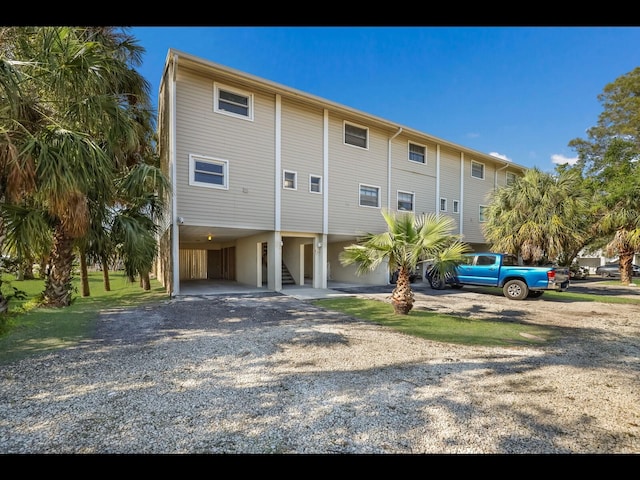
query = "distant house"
(155, 49, 526, 296)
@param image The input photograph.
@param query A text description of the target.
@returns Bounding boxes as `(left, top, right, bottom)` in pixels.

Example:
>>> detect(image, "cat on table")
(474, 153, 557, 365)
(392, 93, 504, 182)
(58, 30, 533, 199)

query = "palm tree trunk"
(100, 254, 111, 291)
(141, 271, 150, 291)
(390, 267, 415, 315)
(43, 224, 75, 307)
(79, 251, 90, 297)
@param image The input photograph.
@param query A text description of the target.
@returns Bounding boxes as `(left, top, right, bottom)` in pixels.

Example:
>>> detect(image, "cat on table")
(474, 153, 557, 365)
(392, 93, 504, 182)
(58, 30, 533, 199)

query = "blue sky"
(129, 26, 640, 172)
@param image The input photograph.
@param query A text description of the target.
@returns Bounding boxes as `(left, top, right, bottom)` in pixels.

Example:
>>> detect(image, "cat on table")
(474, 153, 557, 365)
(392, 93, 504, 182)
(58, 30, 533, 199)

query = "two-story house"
(155, 49, 526, 296)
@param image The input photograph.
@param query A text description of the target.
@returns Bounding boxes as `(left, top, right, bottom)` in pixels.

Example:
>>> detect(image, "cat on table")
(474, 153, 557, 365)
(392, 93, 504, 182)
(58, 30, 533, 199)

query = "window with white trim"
(189, 154, 228, 189)
(408, 142, 426, 164)
(359, 184, 380, 208)
(214, 82, 254, 120)
(397, 191, 414, 211)
(309, 175, 322, 194)
(453, 200, 460, 214)
(440, 197, 447, 212)
(479, 205, 488, 223)
(283, 170, 297, 190)
(344, 122, 368, 149)
(506, 171, 517, 186)
(471, 160, 485, 180)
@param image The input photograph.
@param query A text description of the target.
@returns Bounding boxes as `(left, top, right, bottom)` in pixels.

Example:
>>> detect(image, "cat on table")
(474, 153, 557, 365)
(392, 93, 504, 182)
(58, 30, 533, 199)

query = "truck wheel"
(503, 279, 528, 300)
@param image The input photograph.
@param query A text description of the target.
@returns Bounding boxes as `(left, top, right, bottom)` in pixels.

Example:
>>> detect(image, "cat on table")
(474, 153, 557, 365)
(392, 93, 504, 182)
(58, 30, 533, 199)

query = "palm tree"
(1, 27, 157, 307)
(592, 139, 640, 285)
(340, 210, 471, 315)
(483, 167, 590, 265)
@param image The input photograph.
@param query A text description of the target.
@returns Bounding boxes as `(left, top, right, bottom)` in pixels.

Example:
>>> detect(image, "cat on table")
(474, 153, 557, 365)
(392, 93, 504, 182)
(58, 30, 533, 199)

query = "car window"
(477, 255, 496, 266)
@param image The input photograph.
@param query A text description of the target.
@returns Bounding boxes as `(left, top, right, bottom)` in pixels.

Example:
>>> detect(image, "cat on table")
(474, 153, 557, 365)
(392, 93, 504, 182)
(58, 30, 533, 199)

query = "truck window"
(477, 255, 496, 266)
(502, 255, 519, 266)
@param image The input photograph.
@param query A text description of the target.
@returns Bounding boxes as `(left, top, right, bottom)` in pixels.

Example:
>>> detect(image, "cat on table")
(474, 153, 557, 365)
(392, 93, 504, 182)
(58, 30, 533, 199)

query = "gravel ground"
(1, 281, 639, 454)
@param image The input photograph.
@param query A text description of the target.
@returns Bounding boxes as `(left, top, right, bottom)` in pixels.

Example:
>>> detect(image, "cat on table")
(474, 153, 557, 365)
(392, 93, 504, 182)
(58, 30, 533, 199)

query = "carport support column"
(313, 234, 327, 289)
(269, 231, 283, 292)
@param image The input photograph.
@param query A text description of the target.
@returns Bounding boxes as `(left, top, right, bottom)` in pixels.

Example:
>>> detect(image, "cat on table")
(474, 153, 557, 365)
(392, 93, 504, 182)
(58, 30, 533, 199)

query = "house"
(155, 49, 526, 296)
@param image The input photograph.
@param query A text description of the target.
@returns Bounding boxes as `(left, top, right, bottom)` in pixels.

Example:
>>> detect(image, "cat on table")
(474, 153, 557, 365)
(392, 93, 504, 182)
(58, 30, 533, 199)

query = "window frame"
(359, 183, 381, 208)
(440, 197, 447, 212)
(471, 160, 485, 180)
(189, 154, 229, 190)
(213, 82, 254, 121)
(397, 190, 415, 212)
(309, 174, 322, 194)
(408, 141, 426, 164)
(479, 204, 488, 223)
(506, 171, 517, 186)
(344, 121, 369, 149)
(283, 170, 297, 190)
(453, 199, 460, 214)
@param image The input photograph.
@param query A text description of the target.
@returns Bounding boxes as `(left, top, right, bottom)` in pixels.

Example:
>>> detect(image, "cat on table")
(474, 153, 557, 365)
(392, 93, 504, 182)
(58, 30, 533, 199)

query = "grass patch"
(0, 271, 168, 365)
(313, 296, 558, 347)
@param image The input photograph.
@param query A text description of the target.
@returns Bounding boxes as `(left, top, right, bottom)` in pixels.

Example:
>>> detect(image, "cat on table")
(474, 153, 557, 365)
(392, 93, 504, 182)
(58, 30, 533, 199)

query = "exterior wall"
(174, 68, 276, 230)
(461, 155, 493, 244)
(327, 241, 388, 284)
(389, 137, 438, 215)
(438, 146, 462, 232)
(280, 98, 324, 233)
(327, 115, 389, 236)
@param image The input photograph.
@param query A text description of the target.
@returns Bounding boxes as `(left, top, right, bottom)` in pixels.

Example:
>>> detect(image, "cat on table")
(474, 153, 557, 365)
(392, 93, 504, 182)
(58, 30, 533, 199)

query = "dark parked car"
(595, 263, 640, 277)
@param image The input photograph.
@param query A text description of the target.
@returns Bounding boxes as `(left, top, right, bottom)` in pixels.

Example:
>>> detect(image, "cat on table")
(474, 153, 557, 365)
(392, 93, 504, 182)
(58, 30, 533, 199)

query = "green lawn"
(0, 271, 168, 364)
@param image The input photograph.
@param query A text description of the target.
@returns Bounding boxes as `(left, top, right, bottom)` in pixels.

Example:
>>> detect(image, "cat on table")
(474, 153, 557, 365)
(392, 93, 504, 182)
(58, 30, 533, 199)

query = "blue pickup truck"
(427, 252, 570, 300)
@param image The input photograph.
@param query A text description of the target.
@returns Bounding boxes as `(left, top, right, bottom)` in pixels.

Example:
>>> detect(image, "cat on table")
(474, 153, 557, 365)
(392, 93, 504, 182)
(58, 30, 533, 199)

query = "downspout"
(388, 128, 403, 210)
(436, 145, 441, 217)
(170, 53, 180, 297)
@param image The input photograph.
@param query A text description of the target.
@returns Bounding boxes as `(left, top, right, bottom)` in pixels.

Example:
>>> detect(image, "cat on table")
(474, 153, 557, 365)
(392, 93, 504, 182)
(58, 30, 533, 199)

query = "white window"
(440, 197, 447, 212)
(453, 200, 460, 214)
(309, 175, 322, 194)
(479, 205, 488, 223)
(397, 191, 414, 211)
(471, 160, 485, 180)
(214, 82, 254, 121)
(408, 142, 426, 164)
(189, 154, 228, 189)
(283, 170, 297, 190)
(359, 184, 380, 208)
(344, 122, 368, 149)
(506, 171, 517, 186)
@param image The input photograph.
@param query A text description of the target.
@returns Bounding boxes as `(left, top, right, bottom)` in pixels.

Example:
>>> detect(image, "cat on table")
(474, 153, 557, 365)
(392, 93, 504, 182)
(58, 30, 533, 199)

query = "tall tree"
(482, 167, 590, 265)
(568, 66, 640, 284)
(339, 210, 470, 315)
(0, 26, 158, 307)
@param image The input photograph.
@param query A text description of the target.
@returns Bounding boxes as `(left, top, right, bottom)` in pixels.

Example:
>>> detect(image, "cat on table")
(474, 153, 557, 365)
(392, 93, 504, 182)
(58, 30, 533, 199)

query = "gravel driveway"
(1, 281, 639, 454)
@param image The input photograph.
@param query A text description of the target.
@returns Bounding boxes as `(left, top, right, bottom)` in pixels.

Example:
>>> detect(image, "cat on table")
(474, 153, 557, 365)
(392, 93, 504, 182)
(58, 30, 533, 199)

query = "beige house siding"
(438, 146, 462, 232)
(280, 98, 324, 233)
(327, 115, 389, 236)
(174, 68, 275, 230)
(462, 156, 493, 244)
(389, 136, 437, 215)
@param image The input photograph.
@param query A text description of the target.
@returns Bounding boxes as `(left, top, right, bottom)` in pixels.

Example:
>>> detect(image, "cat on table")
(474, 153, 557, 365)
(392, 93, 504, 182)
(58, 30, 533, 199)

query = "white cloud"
(551, 154, 579, 166)
(489, 152, 511, 162)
